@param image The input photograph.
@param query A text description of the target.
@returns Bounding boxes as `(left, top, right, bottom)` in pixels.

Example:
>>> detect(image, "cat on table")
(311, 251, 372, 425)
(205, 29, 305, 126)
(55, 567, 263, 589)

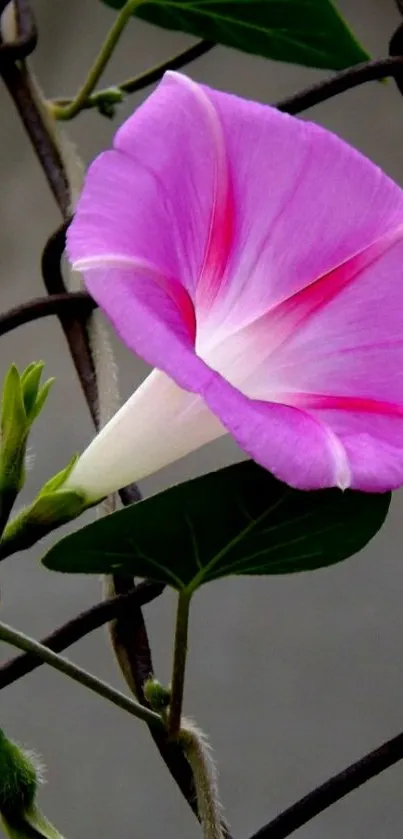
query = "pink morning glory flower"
(66, 71, 403, 499)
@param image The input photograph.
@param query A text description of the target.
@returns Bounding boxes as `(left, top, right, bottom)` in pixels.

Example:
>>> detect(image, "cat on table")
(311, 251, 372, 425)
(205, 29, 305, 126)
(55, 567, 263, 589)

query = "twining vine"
(1, 1, 403, 837)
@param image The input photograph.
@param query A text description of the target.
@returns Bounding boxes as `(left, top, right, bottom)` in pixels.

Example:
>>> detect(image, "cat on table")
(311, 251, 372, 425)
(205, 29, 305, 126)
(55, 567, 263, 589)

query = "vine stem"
(51, 40, 215, 118)
(168, 590, 192, 739)
(275, 55, 403, 115)
(52, 0, 143, 120)
(0, 582, 165, 689)
(0, 291, 95, 336)
(0, 620, 163, 730)
(180, 723, 226, 839)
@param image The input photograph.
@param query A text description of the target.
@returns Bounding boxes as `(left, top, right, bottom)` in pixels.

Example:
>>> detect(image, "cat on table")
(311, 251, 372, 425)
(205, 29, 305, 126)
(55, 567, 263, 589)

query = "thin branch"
(0, 621, 163, 729)
(388, 23, 403, 96)
(41, 221, 99, 425)
(0, 291, 95, 337)
(276, 55, 403, 115)
(1, 61, 70, 214)
(248, 731, 403, 839)
(52, 40, 215, 118)
(0, 581, 165, 689)
(107, 573, 202, 824)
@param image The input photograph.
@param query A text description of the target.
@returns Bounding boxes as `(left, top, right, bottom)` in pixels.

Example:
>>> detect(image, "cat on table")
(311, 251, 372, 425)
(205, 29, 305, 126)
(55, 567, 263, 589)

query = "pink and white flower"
(66, 72, 403, 499)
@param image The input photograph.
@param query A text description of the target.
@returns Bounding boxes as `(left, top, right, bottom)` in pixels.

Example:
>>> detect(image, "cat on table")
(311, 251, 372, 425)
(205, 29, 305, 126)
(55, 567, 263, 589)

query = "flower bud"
(0, 363, 54, 526)
(0, 729, 64, 839)
(143, 678, 171, 712)
(0, 456, 90, 560)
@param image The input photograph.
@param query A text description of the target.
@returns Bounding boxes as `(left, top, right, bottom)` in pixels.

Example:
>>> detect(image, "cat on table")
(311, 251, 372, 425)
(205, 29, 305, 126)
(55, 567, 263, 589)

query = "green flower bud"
(0, 456, 91, 560)
(0, 730, 65, 839)
(0, 363, 54, 528)
(143, 678, 171, 712)
(0, 729, 37, 819)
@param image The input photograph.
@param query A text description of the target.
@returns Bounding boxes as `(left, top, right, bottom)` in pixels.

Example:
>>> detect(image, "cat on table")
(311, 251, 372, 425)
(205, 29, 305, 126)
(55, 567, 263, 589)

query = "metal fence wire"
(1, 1, 403, 837)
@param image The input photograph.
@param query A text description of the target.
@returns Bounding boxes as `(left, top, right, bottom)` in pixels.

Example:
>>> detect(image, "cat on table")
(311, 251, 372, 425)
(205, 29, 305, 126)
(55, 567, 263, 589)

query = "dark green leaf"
(101, 0, 369, 70)
(43, 461, 390, 593)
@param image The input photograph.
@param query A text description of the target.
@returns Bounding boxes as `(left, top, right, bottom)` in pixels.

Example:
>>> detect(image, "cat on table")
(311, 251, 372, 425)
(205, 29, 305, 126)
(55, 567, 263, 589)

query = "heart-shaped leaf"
(43, 461, 390, 593)
(100, 0, 369, 71)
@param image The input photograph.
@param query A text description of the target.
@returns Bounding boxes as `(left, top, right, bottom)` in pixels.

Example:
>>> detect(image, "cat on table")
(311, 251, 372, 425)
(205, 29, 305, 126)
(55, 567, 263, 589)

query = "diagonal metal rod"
(0, 582, 165, 688)
(0, 291, 95, 336)
(276, 55, 403, 115)
(248, 730, 403, 839)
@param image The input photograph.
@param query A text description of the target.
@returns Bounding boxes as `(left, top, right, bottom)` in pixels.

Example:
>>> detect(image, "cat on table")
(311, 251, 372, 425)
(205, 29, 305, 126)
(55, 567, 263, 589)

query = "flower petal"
(201, 374, 350, 489)
(197, 82, 403, 338)
(69, 71, 232, 304)
(67, 369, 226, 499)
(67, 356, 345, 495)
(242, 227, 403, 488)
(67, 73, 403, 493)
(114, 72, 233, 313)
(209, 224, 403, 396)
(67, 71, 236, 385)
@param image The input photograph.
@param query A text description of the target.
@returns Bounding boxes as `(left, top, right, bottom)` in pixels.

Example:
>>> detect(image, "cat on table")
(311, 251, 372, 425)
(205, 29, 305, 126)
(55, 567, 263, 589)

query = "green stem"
(168, 589, 192, 739)
(52, 0, 143, 121)
(0, 489, 17, 540)
(0, 621, 163, 730)
(50, 40, 215, 119)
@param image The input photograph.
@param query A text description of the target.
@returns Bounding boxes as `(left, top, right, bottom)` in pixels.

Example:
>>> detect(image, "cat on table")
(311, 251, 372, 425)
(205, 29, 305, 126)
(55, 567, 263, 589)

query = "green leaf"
(31, 379, 55, 422)
(0, 363, 54, 502)
(0, 366, 29, 497)
(39, 455, 79, 494)
(101, 0, 369, 71)
(20, 363, 45, 417)
(42, 461, 390, 592)
(1, 366, 26, 439)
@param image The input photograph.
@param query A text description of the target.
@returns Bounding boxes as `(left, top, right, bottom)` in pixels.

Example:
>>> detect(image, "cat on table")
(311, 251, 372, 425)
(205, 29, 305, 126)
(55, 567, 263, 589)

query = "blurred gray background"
(1, 1, 403, 837)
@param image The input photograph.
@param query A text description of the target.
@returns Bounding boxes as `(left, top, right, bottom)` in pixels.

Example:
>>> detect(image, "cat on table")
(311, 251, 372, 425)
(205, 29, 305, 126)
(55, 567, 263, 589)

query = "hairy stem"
(180, 723, 226, 839)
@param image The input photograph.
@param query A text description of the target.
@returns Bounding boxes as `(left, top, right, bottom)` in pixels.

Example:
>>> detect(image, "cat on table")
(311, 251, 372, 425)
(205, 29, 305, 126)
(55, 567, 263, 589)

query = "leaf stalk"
(51, 0, 143, 120)
(168, 589, 192, 739)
